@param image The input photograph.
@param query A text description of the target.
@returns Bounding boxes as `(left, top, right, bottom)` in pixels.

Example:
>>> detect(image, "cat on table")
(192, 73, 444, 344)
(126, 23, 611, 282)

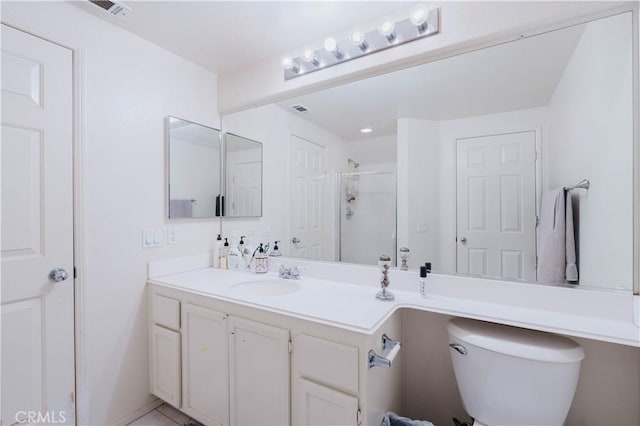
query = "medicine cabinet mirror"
(167, 117, 222, 219)
(221, 12, 635, 292)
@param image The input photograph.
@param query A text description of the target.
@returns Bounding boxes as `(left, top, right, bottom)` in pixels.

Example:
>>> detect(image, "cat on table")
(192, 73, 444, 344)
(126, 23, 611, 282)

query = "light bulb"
(303, 50, 320, 67)
(378, 20, 396, 42)
(350, 31, 368, 51)
(324, 37, 337, 52)
(410, 7, 428, 32)
(360, 127, 373, 134)
(281, 57, 299, 73)
(324, 37, 343, 60)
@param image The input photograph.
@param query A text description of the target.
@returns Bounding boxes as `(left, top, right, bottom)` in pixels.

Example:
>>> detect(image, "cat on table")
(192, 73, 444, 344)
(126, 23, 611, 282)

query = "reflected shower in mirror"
(221, 12, 634, 291)
(224, 133, 263, 217)
(167, 117, 221, 219)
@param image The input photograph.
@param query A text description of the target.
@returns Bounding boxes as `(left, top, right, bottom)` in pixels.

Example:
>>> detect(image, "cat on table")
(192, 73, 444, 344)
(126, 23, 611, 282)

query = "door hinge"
(535, 216, 540, 228)
(73, 267, 77, 279)
(356, 409, 362, 425)
(288, 340, 292, 353)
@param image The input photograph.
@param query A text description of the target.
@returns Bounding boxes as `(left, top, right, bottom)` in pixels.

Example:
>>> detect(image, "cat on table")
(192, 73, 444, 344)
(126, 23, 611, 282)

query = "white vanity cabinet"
(148, 283, 403, 426)
(149, 290, 291, 426)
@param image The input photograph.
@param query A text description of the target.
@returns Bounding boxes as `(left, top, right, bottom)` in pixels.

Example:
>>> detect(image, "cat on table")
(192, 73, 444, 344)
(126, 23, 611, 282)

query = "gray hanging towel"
(565, 191, 578, 283)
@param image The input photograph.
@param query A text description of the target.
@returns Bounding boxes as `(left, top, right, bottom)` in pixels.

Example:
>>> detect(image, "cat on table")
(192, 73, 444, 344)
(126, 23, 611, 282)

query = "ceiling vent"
(89, 0, 131, 19)
(291, 104, 309, 113)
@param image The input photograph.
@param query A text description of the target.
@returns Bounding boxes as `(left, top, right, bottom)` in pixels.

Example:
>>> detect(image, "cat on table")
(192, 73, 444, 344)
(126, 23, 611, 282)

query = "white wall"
(344, 134, 397, 165)
(218, 2, 631, 113)
(221, 105, 347, 259)
(2, 2, 220, 425)
(548, 12, 634, 290)
(397, 119, 440, 270)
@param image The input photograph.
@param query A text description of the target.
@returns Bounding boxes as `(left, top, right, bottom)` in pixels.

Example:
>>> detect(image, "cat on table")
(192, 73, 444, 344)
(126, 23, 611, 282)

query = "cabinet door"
(229, 317, 290, 426)
(150, 325, 181, 408)
(182, 304, 228, 426)
(297, 379, 359, 426)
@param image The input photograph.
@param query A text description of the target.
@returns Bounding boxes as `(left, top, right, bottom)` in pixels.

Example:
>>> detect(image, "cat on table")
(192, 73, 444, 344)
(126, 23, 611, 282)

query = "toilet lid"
(447, 318, 585, 363)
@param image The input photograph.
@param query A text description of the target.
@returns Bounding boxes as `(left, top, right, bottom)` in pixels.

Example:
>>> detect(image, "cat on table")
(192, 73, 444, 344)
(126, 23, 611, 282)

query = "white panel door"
(1, 24, 75, 425)
(456, 131, 537, 281)
(228, 316, 290, 426)
(297, 379, 359, 426)
(228, 161, 261, 216)
(289, 135, 326, 259)
(181, 304, 229, 426)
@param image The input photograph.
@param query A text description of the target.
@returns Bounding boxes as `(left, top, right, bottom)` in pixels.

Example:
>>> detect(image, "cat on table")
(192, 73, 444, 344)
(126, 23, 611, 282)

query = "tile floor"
(128, 403, 203, 426)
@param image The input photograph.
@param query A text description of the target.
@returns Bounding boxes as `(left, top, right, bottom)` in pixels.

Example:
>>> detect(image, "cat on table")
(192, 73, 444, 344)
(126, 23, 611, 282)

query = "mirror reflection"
(221, 13, 633, 291)
(224, 133, 263, 217)
(167, 117, 221, 219)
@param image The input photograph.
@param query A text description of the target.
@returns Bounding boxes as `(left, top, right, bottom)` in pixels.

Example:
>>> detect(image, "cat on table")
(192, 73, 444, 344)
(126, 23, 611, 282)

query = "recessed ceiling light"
(360, 127, 373, 134)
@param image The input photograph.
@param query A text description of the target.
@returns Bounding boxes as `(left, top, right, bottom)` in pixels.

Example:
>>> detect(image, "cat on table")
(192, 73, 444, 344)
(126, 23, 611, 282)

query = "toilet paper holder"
(368, 334, 402, 369)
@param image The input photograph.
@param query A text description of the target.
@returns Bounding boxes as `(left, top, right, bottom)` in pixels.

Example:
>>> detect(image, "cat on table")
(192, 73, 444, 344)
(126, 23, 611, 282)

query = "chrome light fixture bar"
(283, 7, 439, 80)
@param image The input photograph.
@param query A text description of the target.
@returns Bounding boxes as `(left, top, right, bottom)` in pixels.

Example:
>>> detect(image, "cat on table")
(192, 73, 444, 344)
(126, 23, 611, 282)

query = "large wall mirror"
(221, 12, 635, 292)
(167, 117, 222, 219)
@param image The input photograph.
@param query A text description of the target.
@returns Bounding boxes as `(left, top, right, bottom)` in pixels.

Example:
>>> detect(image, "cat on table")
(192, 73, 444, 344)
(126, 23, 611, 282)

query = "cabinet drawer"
(152, 294, 180, 330)
(297, 378, 358, 426)
(297, 334, 358, 395)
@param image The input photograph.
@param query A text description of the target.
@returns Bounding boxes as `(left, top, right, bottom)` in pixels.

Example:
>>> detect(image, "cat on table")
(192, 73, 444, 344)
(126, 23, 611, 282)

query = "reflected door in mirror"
(456, 131, 537, 281)
(290, 135, 326, 259)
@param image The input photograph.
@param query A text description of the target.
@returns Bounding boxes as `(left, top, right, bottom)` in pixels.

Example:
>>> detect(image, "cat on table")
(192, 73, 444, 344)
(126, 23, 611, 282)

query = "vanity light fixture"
(360, 127, 373, 134)
(282, 7, 440, 80)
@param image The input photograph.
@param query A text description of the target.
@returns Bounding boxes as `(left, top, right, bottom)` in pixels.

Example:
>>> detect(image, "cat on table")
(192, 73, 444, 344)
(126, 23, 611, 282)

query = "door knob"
(291, 237, 301, 244)
(459, 237, 467, 243)
(48, 268, 69, 283)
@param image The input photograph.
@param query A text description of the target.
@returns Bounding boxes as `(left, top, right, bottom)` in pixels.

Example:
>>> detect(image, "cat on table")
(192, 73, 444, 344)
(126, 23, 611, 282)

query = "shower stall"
(338, 164, 397, 266)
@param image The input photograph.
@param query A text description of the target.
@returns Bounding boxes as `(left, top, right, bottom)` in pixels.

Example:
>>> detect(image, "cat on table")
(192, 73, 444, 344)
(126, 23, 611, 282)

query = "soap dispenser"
(228, 238, 242, 270)
(213, 234, 222, 268)
(220, 238, 230, 269)
(270, 241, 282, 257)
(254, 244, 269, 274)
(240, 235, 252, 267)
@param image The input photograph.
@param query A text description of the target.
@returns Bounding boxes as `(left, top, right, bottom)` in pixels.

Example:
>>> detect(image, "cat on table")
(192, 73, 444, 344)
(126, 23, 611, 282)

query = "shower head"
(348, 158, 360, 168)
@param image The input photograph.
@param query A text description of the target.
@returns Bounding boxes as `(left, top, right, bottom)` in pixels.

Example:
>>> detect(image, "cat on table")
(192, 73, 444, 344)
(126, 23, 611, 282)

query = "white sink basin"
(229, 280, 301, 296)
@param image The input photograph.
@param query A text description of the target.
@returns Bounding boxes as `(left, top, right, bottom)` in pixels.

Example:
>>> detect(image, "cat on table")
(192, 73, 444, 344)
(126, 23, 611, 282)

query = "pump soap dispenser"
(254, 244, 269, 274)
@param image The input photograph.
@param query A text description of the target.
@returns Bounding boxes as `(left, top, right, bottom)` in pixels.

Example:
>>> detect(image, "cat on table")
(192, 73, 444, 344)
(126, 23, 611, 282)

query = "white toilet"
(447, 318, 585, 426)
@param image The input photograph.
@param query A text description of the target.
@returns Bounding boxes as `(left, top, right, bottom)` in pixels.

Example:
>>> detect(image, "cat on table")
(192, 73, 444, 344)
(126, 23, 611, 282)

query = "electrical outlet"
(167, 228, 177, 245)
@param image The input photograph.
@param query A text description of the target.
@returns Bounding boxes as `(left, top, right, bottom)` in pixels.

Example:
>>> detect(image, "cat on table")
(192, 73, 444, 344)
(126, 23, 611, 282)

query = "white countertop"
(148, 256, 640, 347)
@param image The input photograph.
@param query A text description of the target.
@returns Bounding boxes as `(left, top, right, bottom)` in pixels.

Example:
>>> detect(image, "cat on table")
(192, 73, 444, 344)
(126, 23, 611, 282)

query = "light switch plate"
(142, 229, 161, 248)
(417, 223, 429, 233)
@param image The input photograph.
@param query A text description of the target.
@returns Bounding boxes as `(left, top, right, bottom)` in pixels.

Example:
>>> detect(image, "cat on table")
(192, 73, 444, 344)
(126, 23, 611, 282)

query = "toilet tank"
(447, 318, 585, 426)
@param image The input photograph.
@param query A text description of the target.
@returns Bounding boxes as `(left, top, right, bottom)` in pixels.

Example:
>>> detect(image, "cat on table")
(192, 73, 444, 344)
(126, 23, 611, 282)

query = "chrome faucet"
(279, 265, 300, 279)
